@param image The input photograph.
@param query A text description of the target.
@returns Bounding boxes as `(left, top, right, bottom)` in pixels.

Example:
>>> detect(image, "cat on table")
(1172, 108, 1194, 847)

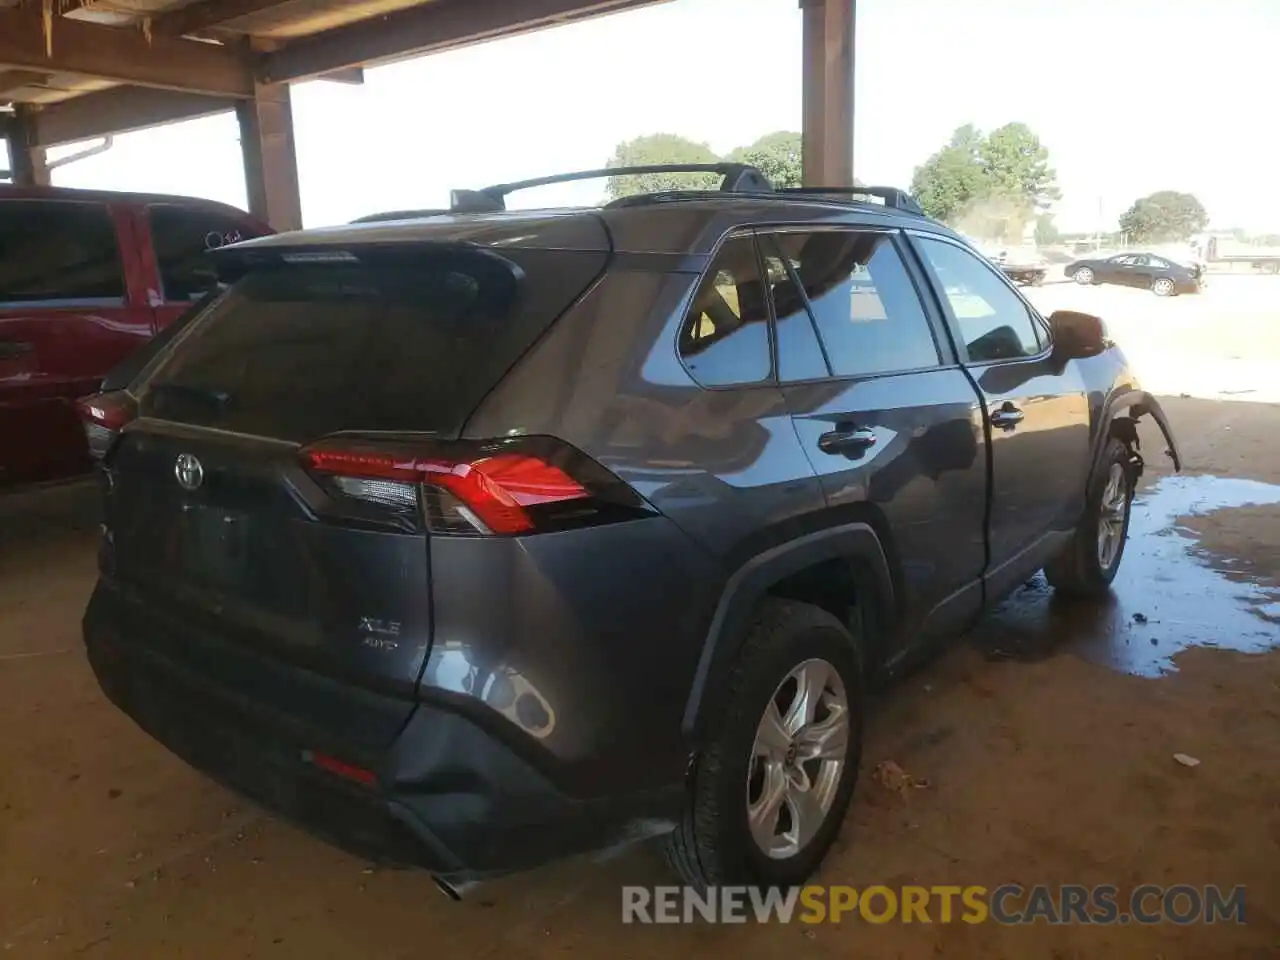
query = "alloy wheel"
(1096, 461, 1130, 571)
(746, 658, 849, 860)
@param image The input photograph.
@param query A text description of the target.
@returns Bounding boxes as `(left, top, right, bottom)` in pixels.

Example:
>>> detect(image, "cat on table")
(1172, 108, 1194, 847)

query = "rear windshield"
(134, 248, 606, 441)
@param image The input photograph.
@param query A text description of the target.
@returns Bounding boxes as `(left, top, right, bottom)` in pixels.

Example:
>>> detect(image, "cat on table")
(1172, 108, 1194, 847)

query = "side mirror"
(1049, 310, 1108, 361)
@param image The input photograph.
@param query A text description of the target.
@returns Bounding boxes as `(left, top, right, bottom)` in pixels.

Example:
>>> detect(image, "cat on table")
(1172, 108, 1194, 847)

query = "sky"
(41, 0, 1280, 234)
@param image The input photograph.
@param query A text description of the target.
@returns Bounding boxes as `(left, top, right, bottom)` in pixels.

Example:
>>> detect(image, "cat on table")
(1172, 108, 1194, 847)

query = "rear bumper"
(82, 583, 682, 881)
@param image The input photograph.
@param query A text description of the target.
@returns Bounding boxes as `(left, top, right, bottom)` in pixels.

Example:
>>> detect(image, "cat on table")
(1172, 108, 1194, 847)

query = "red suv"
(0, 186, 272, 486)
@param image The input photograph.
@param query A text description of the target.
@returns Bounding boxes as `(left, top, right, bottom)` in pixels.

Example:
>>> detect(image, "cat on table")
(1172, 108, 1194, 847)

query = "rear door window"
(135, 247, 606, 441)
(0, 200, 124, 305)
(759, 237, 829, 382)
(765, 230, 942, 378)
(148, 204, 270, 302)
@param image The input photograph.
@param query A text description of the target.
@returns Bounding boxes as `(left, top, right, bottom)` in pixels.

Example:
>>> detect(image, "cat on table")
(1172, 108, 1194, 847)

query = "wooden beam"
(318, 67, 364, 84)
(260, 0, 669, 84)
(0, 69, 49, 98)
(0, 5, 255, 97)
(154, 0, 304, 38)
(32, 86, 237, 146)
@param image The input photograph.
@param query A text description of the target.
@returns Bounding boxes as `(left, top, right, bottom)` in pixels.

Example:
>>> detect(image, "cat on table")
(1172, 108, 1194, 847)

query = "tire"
(1152, 277, 1174, 297)
(1073, 267, 1094, 285)
(1044, 438, 1135, 597)
(662, 599, 864, 889)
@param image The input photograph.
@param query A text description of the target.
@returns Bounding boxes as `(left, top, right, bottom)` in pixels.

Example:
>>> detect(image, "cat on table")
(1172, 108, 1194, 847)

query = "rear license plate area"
(179, 504, 249, 587)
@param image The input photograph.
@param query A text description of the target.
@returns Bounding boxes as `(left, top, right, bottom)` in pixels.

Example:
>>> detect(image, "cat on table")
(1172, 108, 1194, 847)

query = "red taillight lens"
(75, 390, 136, 431)
(300, 437, 630, 537)
(75, 390, 137, 461)
(307, 751, 378, 788)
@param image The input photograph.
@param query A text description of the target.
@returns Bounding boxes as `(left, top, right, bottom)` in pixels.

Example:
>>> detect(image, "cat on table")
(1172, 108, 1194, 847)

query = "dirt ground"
(3, 287, 1280, 956)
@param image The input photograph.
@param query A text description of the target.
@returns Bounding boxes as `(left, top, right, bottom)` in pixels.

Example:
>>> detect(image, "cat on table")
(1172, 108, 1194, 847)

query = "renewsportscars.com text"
(621, 884, 1246, 925)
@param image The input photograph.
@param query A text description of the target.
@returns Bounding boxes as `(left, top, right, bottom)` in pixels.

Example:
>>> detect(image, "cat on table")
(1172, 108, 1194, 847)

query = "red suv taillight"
(75, 390, 137, 462)
(299, 435, 651, 536)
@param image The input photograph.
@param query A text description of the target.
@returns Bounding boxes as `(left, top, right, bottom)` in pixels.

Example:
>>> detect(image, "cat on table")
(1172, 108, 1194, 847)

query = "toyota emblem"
(174, 453, 204, 491)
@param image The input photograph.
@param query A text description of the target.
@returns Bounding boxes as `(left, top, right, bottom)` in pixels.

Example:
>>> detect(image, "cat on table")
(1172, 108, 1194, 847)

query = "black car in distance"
(79, 163, 1182, 896)
(1066, 251, 1204, 296)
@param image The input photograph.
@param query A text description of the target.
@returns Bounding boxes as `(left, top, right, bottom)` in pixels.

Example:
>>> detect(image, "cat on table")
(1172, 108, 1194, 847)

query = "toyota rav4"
(79, 163, 1181, 895)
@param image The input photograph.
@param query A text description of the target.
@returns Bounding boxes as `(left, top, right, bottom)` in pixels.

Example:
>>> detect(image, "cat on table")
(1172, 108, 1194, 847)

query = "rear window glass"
(135, 248, 605, 441)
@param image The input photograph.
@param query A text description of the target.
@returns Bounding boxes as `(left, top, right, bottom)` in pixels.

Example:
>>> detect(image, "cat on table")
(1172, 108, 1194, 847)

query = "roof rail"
(776, 185, 925, 216)
(449, 163, 773, 213)
(350, 209, 450, 223)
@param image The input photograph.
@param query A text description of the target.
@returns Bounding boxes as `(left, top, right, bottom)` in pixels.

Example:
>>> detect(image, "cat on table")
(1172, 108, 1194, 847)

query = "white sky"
(47, 0, 1280, 234)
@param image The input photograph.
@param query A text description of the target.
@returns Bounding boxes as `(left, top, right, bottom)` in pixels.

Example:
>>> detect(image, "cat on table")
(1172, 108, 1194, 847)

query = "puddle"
(971, 475, 1280, 677)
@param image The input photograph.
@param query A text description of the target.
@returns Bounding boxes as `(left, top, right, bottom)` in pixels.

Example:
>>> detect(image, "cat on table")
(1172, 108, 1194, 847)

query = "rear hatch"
(102, 230, 609, 739)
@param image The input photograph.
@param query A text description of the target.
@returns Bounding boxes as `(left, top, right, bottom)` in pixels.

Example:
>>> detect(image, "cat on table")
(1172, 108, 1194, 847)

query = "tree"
(604, 134, 720, 199)
(1118, 191, 1209, 242)
(910, 124, 989, 223)
(727, 131, 803, 189)
(1034, 213, 1061, 246)
(978, 122, 1060, 212)
(910, 123, 1060, 237)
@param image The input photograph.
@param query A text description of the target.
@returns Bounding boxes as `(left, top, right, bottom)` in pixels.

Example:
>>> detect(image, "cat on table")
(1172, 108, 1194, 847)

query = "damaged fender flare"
(1089, 389, 1183, 492)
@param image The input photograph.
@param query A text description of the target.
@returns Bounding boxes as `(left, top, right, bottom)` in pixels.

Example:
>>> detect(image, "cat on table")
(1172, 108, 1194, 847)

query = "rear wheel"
(1073, 267, 1094, 285)
(662, 599, 863, 889)
(1152, 277, 1175, 297)
(1045, 438, 1134, 597)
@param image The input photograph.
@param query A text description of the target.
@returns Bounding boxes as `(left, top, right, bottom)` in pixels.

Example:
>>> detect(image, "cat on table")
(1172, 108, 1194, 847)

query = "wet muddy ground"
(2, 395, 1278, 958)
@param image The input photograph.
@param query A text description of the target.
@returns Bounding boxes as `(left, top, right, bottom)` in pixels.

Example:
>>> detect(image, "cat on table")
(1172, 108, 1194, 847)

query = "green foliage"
(978, 123, 1060, 210)
(604, 130, 816, 200)
(910, 123, 1060, 235)
(604, 134, 721, 199)
(727, 131, 803, 189)
(1118, 191, 1209, 242)
(1034, 213, 1061, 246)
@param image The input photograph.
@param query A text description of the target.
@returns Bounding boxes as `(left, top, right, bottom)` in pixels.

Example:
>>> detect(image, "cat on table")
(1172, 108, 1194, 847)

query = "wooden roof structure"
(0, 0, 664, 147)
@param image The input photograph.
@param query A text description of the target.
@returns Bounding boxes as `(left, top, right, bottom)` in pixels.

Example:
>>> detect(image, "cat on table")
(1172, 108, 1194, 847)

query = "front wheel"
(1073, 267, 1094, 285)
(1044, 438, 1135, 597)
(662, 599, 863, 889)
(1152, 277, 1175, 296)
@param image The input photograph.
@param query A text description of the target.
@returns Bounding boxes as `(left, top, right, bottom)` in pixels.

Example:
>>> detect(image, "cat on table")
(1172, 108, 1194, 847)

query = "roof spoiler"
(776, 185, 925, 216)
(449, 163, 774, 213)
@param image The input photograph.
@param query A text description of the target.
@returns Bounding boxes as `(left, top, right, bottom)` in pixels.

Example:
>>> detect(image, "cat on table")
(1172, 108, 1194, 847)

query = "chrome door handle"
(991, 405, 1024, 430)
(817, 426, 877, 456)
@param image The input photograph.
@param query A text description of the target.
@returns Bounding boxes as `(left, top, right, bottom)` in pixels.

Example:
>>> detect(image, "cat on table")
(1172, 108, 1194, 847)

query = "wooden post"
(6, 105, 50, 187)
(236, 80, 302, 231)
(800, 0, 855, 187)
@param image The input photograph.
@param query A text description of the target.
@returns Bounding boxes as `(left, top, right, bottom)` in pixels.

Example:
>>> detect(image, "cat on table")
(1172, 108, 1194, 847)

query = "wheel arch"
(680, 521, 896, 748)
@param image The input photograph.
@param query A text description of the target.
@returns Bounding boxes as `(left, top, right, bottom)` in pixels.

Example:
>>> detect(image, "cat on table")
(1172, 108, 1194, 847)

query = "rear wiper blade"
(150, 382, 233, 409)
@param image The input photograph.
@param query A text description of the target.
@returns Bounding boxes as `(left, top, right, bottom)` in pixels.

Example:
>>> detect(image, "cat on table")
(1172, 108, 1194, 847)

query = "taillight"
(75, 390, 137, 461)
(299, 435, 651, 537)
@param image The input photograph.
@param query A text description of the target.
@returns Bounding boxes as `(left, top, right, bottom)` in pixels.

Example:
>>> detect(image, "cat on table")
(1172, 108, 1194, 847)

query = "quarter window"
(765, 230, 941, 378)
(678, 236, 772, 386)
(915, 236, 1043, 362)
(0, 200, 124, 304)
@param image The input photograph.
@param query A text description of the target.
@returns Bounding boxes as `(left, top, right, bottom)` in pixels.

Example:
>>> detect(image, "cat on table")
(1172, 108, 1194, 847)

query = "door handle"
(991, 404, 1024, 430)
(0, 341, 34, 360)
(817, 426, 877, 456)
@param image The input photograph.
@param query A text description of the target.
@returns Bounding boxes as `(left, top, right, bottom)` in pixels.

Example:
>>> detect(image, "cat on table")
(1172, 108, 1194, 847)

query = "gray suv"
(80, 163, 1181, 895)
